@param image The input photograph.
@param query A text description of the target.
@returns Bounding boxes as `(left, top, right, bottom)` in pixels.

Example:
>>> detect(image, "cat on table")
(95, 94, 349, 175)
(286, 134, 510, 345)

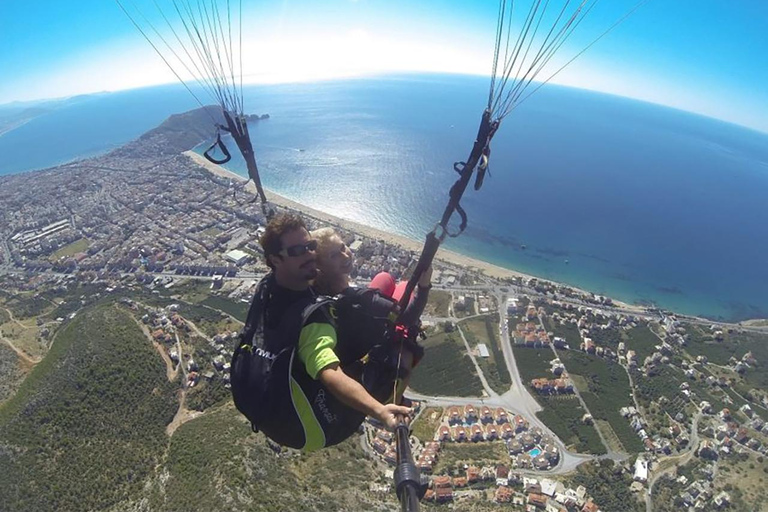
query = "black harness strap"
(203, 130, 232, 164)
(397, 109, 499, 316)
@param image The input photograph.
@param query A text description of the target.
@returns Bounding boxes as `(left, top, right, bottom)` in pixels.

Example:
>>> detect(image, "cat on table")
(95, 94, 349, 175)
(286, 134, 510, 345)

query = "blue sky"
(1, 0, 767, 132)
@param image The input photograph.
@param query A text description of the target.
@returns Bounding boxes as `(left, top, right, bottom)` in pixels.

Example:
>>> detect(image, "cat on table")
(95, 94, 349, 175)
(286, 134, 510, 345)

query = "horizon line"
(1, 70, 766, 136)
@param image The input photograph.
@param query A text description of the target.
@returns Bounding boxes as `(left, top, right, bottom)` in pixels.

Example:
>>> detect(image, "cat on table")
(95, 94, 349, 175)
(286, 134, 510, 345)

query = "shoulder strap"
(339, 287, 397, 319)
(299, 295, 337, 330)
(238, 274, 273, 348)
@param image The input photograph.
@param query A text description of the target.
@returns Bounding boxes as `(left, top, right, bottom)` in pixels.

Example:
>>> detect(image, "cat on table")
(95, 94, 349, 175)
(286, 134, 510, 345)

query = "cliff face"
(103, 106, 272, 161)
(108, 106, 225, 159)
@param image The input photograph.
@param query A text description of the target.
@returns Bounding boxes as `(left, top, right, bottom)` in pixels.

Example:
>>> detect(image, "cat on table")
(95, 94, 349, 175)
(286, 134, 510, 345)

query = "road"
(645, 410, 703, 512)
(406, 291, 597, 475)
(455, 324, 497, 398)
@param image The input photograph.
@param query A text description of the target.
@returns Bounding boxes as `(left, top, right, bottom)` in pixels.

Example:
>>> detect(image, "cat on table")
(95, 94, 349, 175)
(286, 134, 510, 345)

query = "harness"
(230, 276, 410, 450)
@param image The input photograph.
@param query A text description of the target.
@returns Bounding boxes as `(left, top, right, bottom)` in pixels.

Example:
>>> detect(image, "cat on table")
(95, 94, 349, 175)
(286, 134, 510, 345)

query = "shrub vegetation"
(0, 305, 177, 512)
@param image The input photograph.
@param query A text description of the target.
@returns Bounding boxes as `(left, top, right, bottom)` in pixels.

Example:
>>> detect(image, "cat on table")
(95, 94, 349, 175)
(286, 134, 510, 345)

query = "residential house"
(508, 439, 524, 455)
(528, 493, 548, 509)
(480, 406, 494, 424)
(434, 487, 453, 503)
(452, 477, 467, 488)
(447, 406, 462, 425)
(495, 486, 514, 503)
(485, 423, 499, 440)
(582, 499, 601, 512)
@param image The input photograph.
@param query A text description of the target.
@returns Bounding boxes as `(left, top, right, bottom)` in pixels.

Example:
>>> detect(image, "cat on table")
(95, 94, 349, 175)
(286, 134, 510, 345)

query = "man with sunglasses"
(231, 213, 411, 452)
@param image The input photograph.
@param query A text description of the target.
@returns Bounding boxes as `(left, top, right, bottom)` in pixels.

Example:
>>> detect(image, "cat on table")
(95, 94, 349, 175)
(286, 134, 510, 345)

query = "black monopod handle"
(393, 417, 423, 512)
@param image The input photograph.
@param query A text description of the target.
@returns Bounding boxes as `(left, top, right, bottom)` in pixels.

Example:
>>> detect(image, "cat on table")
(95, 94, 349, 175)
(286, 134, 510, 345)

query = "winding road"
(407, 291, 597, 475)
(645, 410, 703, 512)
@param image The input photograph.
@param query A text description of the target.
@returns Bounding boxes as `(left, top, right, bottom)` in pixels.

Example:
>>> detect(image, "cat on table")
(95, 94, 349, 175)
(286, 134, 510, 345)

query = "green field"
(537, 396, 606, 455)
(201, 226, 224, 237)
(432, 442, 510, 475)
(460, 315, 511, 394)
(4, 292, 54, 319)
(167, 279, 215, 303)
(543, 316, 582, 347)
(511, 346, 605, 454)
(632, 365, 690, 429)
(587, 325, 623, 348)
(178, 302, 237, 338)
(410, 332, 484, 397)
(512, 346, 555, 383)
(424, 289, 451, 317)
(201, 295, 249, 323)
(624, 324, 660, 362)
(50, 238, 89, 260)
(557, 350, 644, 453)
(411, 407, 444, 443)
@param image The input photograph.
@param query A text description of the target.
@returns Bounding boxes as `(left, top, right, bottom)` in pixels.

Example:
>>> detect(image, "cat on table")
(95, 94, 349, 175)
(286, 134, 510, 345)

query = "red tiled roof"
(528, 493, 547, 507)
(452, 477, 467, 487)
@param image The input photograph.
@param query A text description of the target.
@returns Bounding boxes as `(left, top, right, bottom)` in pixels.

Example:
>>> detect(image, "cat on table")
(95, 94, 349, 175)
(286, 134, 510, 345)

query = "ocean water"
(1, 74, 767, 321)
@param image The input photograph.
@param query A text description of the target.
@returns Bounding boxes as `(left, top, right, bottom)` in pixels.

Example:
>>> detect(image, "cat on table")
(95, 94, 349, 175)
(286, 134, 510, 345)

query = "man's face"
(270, 227, 318, 288)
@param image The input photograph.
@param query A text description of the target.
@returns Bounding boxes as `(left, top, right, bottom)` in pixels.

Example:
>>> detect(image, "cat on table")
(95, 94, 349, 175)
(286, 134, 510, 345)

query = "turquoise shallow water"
(2, 74, 767, 321)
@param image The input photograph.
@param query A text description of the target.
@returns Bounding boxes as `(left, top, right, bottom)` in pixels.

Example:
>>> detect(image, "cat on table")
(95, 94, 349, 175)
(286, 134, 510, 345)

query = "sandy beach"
(185, 151, 638, 310)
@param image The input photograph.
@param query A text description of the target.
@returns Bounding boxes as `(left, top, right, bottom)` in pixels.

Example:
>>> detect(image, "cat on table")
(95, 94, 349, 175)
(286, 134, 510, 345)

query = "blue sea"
(1, 74, 767, 322)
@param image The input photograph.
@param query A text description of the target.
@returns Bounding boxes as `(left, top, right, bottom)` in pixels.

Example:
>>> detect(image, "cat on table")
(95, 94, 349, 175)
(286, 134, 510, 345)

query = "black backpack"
(230, 277, 399, 446)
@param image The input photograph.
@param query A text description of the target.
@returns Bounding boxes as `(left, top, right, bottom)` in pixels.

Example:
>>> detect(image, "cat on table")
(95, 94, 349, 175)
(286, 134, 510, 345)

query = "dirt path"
(129, 314, 179, 382)
(2, 306, 30, 329)
(125, 309, 203, 436)
(0, 331, 42, 365)
(166, 389, 204, 437)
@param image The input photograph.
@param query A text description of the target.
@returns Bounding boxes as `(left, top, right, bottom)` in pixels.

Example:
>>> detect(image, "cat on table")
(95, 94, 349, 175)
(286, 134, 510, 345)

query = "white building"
(633, 458, 648, 482)
(225, 249, 250, 266)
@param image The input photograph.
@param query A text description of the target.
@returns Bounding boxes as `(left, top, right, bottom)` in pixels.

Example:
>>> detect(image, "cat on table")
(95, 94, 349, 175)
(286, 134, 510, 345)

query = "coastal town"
(1, 117, 768, 512)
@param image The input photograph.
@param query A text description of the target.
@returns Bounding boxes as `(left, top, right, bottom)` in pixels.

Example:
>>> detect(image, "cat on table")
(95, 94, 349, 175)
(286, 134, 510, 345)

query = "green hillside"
(139, 406, 393, 512)
(0, 305, 177, 512)
(0, 342, 24, 403)
(0, 301, 399, 512)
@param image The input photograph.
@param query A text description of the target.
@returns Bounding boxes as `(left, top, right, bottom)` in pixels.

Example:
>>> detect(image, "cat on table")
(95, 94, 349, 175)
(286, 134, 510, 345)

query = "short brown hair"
(260, 213, 307, 268)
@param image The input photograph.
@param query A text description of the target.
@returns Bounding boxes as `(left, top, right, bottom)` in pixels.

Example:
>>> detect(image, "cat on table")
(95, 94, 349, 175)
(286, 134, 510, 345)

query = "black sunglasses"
(279, 239, 318, 258)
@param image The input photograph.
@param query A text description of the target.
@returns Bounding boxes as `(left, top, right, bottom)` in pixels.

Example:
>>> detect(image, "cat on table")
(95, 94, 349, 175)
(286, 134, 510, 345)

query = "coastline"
(186, 150, 641, 312)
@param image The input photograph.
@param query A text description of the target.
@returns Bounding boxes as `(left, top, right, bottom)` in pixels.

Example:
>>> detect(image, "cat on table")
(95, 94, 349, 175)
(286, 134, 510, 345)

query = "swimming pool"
(528, 448, 541, 458)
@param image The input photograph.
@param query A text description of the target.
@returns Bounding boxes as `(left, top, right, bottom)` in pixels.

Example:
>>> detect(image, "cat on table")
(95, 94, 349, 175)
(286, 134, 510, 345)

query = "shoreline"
(186, 151, 645, 312)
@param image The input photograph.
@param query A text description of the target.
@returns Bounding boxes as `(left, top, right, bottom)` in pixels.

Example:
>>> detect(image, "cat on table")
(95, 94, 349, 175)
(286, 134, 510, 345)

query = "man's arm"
(298, 319, 411, 430)
(318, 363, 411, 430)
